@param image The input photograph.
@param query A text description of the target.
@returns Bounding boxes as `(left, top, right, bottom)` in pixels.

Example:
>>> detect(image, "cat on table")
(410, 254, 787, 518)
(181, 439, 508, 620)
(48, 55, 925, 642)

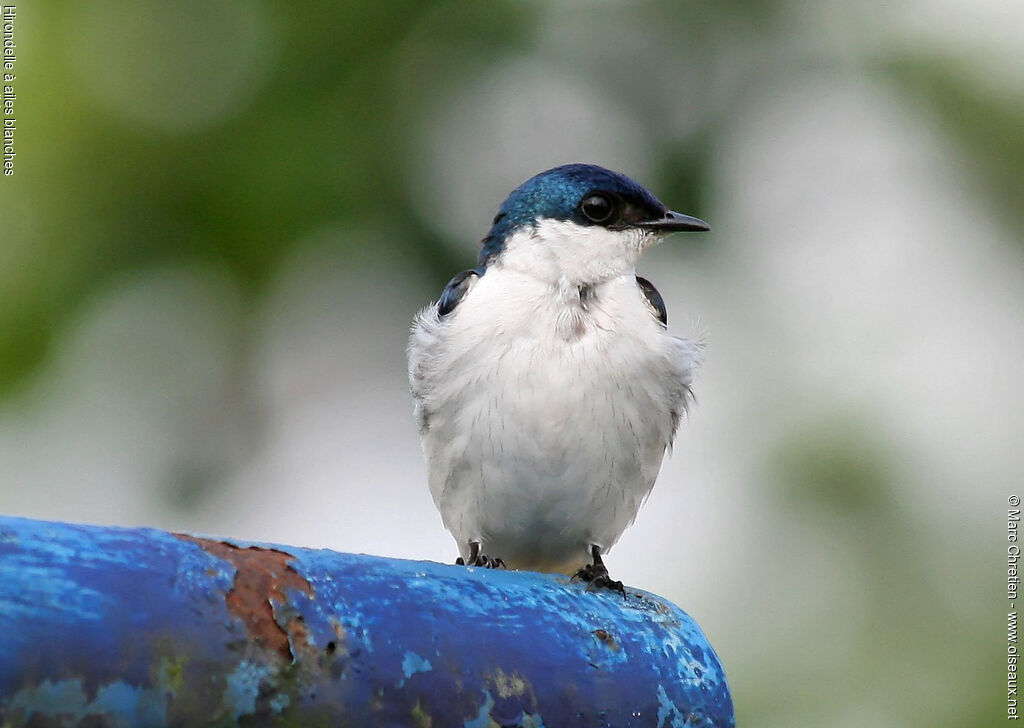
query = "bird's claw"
(573, 562, 626, 596)
(585, 573, 625, 595)
(455, 553, 506, 569)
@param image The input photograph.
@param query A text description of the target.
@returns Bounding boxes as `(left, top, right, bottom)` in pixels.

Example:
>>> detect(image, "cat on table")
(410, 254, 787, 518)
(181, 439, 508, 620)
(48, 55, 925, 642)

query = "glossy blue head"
(479, 164, 708, 267)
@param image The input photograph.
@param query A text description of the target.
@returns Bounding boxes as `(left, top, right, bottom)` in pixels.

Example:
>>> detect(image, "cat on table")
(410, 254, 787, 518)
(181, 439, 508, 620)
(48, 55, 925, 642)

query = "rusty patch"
(328, 618, 347, 652)
(593, 628, 619, 651)
(176, 534, 313, 662)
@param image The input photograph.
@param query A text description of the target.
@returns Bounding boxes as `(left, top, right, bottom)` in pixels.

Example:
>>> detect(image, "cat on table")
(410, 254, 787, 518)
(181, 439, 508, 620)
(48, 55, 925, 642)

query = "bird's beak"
(636, 210, 710, 233)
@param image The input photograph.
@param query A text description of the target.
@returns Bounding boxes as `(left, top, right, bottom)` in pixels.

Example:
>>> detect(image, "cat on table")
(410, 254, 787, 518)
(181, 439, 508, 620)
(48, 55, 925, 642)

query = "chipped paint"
(463, 690, 498, 728)
(156, 655, 185, 696)
(269, 692, 291, 713)
(411, 700, 434, 728)
(8, 678, 87, 719)
(402, 651, 434, 679)
(593, 628, 619, 651)
(6, 676, 171, 726)
(174, 534, 312, 663)
(0, 515, 734, 727)
(224, 659, 279, 720)
(491, 667, 529, 699)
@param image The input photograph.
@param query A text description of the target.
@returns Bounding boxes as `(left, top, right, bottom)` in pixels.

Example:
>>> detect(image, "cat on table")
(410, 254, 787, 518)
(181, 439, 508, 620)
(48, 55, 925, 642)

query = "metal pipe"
(0, 515, 733, 727)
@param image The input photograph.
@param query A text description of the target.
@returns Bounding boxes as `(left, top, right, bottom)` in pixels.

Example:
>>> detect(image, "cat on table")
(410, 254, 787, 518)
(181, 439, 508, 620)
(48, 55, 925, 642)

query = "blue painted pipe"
(0, 515, 733, 727)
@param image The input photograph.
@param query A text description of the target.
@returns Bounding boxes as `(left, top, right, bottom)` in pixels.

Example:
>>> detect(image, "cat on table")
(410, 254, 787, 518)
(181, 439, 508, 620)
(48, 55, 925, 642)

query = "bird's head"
(478, 164, 708, 285)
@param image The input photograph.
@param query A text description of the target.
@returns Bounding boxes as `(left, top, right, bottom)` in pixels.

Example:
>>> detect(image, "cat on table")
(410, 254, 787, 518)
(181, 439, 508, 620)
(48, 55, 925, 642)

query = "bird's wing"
(438, 268, 483, 317)
(662, 334, 702, 446)
(407, 268, 483, 435)
(635, 276, 667, 326)
(634, 276, 703, 445)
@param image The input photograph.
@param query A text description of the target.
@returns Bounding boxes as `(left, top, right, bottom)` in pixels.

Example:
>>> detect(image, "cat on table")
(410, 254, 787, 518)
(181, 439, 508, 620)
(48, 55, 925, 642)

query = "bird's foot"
(572, 547, 626, 595)
(456, 543, 506, 569)
(573, 563, 625, 595)
(455, 554, 506, 568)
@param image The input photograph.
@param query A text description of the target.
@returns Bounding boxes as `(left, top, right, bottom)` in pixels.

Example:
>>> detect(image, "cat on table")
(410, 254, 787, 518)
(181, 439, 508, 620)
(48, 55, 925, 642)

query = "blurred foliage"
(769, 415, 895, 517)
(883, 55, 1024, 237)
(8, 1, 1018, 397)
(0, 2, 1015, 726)
(763, 411, 1001, 726)
(2, 0, 536, 393)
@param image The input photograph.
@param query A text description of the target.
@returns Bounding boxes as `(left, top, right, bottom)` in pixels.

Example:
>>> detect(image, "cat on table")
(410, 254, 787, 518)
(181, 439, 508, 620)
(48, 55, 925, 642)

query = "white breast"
(408, 238, 698, 573)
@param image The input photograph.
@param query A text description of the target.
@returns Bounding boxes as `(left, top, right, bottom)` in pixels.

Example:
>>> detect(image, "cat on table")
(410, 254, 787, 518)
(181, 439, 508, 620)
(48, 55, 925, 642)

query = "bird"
(407, 163, 709, 591)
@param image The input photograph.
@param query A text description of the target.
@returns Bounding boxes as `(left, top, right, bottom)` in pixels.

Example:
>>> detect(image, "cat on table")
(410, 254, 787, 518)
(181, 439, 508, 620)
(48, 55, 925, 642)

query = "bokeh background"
(2, 1, 1020, 725)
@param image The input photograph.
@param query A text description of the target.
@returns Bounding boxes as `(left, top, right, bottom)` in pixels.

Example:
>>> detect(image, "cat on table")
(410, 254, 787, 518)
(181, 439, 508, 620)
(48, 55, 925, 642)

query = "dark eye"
(580, 193, 614, 224)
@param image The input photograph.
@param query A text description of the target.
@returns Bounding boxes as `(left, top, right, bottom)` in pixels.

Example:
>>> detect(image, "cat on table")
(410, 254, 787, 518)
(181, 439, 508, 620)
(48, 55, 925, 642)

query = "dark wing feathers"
(635, 276, 667, 326)
(440, 271, 664, 327)
(438, 268, 483, 317)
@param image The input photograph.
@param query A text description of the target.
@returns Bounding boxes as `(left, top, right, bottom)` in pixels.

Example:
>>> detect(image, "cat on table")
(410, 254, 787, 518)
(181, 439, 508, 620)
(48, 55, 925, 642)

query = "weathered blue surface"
(0, 515, 734, 727)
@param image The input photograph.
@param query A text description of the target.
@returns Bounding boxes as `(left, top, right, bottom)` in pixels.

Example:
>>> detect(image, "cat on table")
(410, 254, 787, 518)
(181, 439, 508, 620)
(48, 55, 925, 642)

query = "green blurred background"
(2, 1, 1020, 725)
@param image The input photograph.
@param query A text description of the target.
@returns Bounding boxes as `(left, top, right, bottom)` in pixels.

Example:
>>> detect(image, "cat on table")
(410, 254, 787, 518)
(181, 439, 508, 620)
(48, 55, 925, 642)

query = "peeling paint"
(0, 515, 734, 727)
(6, 676, 170, 726)
(223, 659, 279, 720)
(269, 692, 291, 713)
(155, 655, 185, 697)
(593, 628, 619, 651)
(491, 667, 529, 699)
(174, 534, 313, 663)
(657, 683, 682, 728)
(402, 651, 434, 680)
(463, 689, 497, 728)
(8, 678, 87, 720)
(411, 700, 434, 728)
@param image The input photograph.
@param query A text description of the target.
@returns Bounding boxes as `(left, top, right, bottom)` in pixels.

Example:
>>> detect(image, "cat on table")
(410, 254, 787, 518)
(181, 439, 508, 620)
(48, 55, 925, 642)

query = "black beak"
(636, 210, 710, 233)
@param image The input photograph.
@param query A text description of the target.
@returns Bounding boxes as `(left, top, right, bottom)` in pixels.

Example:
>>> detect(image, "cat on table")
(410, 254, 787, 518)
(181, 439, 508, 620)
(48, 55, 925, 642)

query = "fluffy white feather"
(408, 221, 700, 573)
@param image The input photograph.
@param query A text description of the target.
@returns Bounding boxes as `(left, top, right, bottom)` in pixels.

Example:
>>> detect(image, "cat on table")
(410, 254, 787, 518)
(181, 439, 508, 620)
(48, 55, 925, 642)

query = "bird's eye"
(580, 194, 614, 224)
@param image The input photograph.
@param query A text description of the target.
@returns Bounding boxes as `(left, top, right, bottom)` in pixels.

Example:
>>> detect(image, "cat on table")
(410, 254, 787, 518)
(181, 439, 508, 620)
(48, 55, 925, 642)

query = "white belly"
(410, 269, 692, 573)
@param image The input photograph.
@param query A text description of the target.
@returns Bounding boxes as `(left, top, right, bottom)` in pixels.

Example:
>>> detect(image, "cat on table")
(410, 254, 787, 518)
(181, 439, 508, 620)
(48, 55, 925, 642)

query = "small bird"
(408, 164, 708, 591)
